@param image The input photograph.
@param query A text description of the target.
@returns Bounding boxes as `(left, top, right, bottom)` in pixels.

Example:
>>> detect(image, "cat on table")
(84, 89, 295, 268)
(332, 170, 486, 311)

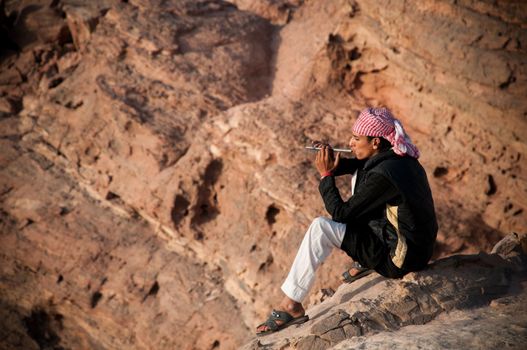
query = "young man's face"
(349, 134, 379, 160)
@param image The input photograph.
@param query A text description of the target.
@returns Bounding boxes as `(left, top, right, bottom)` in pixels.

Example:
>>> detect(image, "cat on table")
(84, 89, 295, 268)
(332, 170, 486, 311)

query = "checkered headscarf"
(352, 107, 420, 158)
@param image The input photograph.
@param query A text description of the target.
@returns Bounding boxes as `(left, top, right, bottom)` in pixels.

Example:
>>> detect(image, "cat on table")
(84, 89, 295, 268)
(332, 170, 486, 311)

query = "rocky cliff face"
(0, 0, 526, 349)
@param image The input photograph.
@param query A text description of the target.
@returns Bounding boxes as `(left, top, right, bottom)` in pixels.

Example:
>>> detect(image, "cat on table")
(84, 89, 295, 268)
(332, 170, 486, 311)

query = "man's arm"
(332, 157, 365, 176)
(318, 172, 398, 223)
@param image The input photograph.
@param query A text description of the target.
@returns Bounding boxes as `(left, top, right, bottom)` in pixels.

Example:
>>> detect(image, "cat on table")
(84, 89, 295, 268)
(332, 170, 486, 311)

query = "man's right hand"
(311, 140, 329, 148)
(315, 145, 340, 176)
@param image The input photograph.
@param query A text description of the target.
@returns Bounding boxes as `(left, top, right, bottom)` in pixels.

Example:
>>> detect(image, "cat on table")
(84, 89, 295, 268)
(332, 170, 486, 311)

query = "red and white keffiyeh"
(352, 107, 420, 159)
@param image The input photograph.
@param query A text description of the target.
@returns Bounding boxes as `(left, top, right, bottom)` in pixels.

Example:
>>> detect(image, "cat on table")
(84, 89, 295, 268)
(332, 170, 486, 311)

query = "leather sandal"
(256, 310, 309, 336)
(341, 261, 374, 283)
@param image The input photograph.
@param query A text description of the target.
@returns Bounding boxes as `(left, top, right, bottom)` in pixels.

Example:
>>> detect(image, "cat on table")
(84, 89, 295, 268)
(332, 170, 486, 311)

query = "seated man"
(256, 107, 438, 335)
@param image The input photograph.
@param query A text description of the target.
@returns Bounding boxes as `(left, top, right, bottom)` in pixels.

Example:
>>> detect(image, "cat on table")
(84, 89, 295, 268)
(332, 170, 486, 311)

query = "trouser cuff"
(281, 278, 308, 303)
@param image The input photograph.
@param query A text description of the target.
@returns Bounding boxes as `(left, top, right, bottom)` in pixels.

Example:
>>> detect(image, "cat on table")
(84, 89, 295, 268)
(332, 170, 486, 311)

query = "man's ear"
(372, 137, 381, 149)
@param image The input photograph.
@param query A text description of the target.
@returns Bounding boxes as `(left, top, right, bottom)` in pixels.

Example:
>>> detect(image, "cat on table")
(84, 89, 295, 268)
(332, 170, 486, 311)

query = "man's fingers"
(322, 146, 330, 161)
(328, 147, 335, 160)
(333, 152, 341, 170)
(312, 140, 329, 148)
(315, 147, 322, 162)
(314, 144, 342, 174)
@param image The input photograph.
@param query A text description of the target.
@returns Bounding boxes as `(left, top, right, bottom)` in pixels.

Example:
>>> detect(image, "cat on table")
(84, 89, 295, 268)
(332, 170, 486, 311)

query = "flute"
(305, 146, 352, 153)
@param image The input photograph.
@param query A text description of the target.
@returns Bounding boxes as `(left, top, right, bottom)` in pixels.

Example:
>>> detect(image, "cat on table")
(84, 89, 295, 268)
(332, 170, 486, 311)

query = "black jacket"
(319, 150, 438, 271)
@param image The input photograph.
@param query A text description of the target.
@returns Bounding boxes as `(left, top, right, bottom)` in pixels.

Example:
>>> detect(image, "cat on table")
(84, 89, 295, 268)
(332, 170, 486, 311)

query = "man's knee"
(308, 216, 347, 247)
(310, 216, 330, 229)
(306, 217, 325, 239)
(308, 217, 335, 239)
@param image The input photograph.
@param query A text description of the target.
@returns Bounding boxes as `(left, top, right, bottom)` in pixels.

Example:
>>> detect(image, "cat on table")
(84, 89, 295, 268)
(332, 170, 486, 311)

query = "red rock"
(0, 0, 526, 349)
(65, 7, 99, 52)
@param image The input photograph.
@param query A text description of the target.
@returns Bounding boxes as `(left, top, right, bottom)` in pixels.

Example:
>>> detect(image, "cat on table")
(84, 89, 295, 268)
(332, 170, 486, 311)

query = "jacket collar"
(363, 149, 399, 171)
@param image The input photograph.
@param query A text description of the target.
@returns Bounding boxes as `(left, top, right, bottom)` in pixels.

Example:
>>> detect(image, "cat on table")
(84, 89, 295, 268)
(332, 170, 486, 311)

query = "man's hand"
(315, 145, 340, 176)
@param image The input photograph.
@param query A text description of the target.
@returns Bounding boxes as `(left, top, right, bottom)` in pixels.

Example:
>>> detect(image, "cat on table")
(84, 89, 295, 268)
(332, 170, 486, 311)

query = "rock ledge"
(244, 232, 527, 350)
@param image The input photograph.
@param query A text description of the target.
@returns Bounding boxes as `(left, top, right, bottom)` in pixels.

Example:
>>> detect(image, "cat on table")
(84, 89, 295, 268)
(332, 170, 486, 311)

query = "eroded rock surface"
(1, 0, 526, 349)
(244, 233, 527, 349)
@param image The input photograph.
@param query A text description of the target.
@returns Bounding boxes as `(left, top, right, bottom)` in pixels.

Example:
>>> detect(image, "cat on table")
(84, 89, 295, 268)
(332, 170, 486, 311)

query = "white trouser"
(281, 217, 347, 303)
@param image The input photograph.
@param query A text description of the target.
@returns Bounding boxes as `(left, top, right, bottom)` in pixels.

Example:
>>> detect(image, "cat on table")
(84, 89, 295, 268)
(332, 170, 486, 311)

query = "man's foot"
(256, 310, 309, 336)
(256, 297, 307, 335)
(341, 262, 373, 283)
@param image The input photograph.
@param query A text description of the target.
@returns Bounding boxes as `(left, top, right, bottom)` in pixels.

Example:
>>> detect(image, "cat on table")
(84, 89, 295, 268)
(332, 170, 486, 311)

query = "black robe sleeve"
(332, 157, 366, 176)
(318, 172, 398, 223)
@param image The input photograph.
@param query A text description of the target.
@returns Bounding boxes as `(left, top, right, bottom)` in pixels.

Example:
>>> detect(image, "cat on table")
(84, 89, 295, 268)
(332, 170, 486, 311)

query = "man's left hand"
(315, 146, 340, 176)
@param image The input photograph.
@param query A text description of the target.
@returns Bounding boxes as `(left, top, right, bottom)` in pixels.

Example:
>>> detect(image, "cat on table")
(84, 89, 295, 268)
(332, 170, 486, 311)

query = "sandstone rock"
(244, 233, 527, 349)
(5, 1, 72, 49)
(0, 65, 23, 85)
(230, 0, 301, 24)
(310, 309, 350, 336)
(0, 137, 250, 349)
(0, 0, 526, 349)
(492, 231, 527, 257)
(0, 96, 14, 114)
(64, 6, 101, 52)
(330, 297, 527, 350)
(295, 335, 330, 350)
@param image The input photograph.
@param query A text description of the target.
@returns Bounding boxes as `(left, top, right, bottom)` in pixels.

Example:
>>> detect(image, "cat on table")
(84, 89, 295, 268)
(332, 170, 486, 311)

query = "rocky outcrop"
(0, 0, 526, 349)
(243, 232, 527, 349)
